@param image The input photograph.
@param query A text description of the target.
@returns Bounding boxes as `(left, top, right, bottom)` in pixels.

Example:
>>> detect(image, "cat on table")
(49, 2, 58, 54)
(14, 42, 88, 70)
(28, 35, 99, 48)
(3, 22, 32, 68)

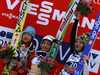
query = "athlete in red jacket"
(27, 35, 64, 75)
(28, 51, 64, 75)
(10, 26, 36, 75)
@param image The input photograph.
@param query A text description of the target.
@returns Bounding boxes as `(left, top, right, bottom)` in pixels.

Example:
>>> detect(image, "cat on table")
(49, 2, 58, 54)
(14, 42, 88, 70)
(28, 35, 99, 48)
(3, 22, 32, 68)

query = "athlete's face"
(41, 40, 52, 52)
(22, 33, 32, 43)
(75, 39, 84, 52)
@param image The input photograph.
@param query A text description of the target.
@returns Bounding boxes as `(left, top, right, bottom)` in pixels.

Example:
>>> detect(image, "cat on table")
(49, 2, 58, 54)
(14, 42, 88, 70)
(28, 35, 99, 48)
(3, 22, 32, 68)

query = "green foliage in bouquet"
(0, 45, 15, 59)
(38, 58, 55, 73)
(76, 0, 94, 16)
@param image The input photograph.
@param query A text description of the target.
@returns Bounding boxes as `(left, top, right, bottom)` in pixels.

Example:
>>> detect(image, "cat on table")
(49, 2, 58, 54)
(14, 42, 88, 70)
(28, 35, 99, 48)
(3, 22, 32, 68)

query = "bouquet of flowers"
(38, 57, 55, 73)
(76, 0, 94, 16)
(0, 45, 15, 59)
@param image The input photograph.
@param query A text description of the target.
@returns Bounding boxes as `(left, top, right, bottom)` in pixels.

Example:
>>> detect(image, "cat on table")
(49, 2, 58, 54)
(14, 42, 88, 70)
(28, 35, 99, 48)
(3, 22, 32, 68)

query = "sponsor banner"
(0, 0, 100, 75)
(89, 49, 100, 73)
(0, 26, 14, 45)
(0, 0, 100, 42)
(0, 0, 100, 47)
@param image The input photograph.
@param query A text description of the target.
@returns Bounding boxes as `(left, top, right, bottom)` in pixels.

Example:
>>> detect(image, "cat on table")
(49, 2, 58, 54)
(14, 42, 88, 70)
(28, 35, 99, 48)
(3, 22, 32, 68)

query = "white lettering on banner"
(93, 0, 100, 5)
(21, 1, 67, 25)
(6, 0, 20, 10)
(40, 1, 53, 13)
(87, 0, 100, 5)
(81, 17, 95, 29)
(2, 12, 18, 19)
(5, 0, 98, 27)
(28, 3, 39, 15)
(6, 0, 100, 11)
(52, 9, 66, 21)
(36, 1, 53, 25)
(36, 13, 50, 25)
(97, 0, 100, 5)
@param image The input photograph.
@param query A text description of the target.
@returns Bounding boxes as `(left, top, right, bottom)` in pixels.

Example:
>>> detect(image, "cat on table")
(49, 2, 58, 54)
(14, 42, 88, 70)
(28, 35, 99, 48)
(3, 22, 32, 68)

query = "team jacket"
(28, 51, 64, 75)
(59, 52, 89, 75)
(59, 19, 89, 75)
(11, 41, 35, 75)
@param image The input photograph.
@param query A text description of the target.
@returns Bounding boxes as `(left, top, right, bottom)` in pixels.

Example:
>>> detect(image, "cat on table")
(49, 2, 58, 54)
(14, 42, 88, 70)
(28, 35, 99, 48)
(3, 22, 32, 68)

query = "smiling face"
(22, 33, 32, 43)
(74, 39, 84, 52)
(41, 40, 52, 52)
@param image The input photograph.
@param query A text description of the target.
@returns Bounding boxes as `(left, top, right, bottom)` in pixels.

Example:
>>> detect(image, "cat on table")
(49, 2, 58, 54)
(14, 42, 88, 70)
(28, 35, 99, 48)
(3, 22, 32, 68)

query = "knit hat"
(23, 26, 35, 38)
(76, 32, 90, 46)
(0, 45, 15, 59)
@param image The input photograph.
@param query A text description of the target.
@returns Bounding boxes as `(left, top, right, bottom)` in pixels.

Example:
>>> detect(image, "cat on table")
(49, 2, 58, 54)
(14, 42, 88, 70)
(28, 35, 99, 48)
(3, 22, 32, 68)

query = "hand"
(75, 11, 80, 20)
(10, 71, 17, 75)
(16, 61, 22, 68)
(3, 58, 11, 64)
(19, 68, 29, 74)
(82, 54, 89, 61)
(42, 69, 48, 75)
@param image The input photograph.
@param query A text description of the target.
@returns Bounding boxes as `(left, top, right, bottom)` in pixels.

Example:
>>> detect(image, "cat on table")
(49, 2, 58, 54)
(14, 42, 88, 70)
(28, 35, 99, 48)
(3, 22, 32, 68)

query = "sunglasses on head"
(35, 51, 48, 57)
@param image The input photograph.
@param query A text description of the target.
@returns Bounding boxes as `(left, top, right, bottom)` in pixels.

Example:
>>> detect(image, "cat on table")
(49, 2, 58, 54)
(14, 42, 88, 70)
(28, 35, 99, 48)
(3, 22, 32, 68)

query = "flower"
(0, 45, 15, 59)
(87, 4, 90, 8)
(38, 57, 55, 73)
(47, 60, 55, 65)
(76, 0, 94, 16)
(40, 58, 44, 62)
(0, 48, 6, 51)
(83, 0, 87, 3)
